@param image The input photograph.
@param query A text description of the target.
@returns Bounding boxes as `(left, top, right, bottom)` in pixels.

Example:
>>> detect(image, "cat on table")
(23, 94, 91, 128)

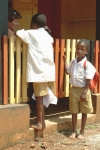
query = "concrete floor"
(28, 97, 96, 134)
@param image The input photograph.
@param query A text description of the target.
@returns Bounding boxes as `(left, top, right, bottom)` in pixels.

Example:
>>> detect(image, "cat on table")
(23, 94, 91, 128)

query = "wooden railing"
(1, 36, 100, 104)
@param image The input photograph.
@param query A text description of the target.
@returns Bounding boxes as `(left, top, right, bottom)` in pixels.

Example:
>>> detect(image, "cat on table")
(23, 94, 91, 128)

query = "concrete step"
(30, 111, 96, 137)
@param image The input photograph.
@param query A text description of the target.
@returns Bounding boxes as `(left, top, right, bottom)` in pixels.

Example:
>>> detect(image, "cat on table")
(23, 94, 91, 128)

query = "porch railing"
(1, 36, 100, 104)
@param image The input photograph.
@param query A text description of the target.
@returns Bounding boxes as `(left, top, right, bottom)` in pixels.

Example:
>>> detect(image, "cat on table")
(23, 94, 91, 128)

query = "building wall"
(38, 0, 61, 39)
(0, 0, 8, 35)
(61, 0, 96, 40)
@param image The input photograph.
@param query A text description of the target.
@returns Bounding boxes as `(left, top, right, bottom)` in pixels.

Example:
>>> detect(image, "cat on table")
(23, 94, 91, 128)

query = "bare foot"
(30, 124, 43, 130)
(42, 122, 46, 129)
(69, 133, 77, 139)
(77, 134, 84, 140)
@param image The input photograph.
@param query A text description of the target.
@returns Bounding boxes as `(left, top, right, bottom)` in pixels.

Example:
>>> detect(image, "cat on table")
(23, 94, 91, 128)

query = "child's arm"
(63, 55, 69, 74)
(80, 79, 90, 102)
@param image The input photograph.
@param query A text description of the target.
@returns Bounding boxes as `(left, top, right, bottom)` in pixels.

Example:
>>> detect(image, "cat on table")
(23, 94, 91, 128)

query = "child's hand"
(80, 93, 86, 102)
(63, 55, 66, 62)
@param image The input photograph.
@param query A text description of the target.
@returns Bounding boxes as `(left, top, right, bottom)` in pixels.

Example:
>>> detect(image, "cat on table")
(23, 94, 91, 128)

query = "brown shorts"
(33, 82, 55, 96)
(69, 86, 93, 114)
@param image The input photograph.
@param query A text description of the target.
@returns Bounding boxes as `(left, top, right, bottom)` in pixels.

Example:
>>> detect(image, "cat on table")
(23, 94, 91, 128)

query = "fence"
(1, 36, 100, 104)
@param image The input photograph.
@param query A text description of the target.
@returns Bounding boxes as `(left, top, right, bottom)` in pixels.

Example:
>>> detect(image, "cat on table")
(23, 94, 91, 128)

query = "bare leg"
(31, 96, 44, 130)
(77, 113, 87, 140)
(42, 105, 46, 128)
(69, 113, 77, 139)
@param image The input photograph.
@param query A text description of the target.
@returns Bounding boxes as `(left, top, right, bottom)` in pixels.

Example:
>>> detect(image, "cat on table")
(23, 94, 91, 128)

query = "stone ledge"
(0, 104, 34, 150)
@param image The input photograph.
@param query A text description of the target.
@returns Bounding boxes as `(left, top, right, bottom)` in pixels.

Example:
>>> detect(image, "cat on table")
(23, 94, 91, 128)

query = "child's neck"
(77, 56, 85, 63)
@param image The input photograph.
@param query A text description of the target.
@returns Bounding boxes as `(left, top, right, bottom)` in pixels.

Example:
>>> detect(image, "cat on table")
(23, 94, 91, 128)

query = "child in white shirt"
(16, 13, 56, 130)
(64, 39, 96, 139)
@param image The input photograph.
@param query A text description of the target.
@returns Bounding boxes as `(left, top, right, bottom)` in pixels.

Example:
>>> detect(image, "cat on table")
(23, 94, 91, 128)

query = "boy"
(64, 39, 96, 139)
(16, 13, 56, 130)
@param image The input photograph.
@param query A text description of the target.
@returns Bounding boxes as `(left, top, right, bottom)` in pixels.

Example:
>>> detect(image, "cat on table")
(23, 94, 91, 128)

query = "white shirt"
(67, 57, 96, 87)
(16, 28, 55, 82)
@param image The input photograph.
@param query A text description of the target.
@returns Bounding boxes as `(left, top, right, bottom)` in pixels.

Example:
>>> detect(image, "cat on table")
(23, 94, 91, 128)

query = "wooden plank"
(54, 39, 59, 97)
(71, 39, 76, 60)
(98, 41, 100, 92)
(90, 40, 95, 64)
(2, 36, 8, 104)
(58, 39, 65, 98)
(9, 36, 15, 104)
(22, 42, 28, 102)
(16, 37, 21, 103)
(94, 40, 99, 93)
(64, 39, 70, 97)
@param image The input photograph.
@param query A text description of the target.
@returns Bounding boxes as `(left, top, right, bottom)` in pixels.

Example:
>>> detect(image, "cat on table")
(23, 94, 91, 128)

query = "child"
(16, 13, 56, 130)
(64, 39, 96, 139)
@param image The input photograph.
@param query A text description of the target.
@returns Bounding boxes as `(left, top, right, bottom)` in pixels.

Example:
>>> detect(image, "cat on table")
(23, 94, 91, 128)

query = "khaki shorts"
(33, 82, 55, 96)
(69, 86, 93, 114)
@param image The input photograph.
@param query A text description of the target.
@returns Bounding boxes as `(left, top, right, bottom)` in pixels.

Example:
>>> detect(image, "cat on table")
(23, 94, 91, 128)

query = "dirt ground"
(5, 123, 100, 150)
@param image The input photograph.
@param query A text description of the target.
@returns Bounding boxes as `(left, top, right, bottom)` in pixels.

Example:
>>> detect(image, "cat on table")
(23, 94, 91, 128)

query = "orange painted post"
(58, 39, 65, 98)
(98, 41, 100, 93)
(94, 41, 99, 94)
(54, 39, 59, 97)
(2, 36, 8, 104)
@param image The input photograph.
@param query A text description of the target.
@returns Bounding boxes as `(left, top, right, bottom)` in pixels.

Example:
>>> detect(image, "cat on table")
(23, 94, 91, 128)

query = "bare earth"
(5, 123, 100, 150)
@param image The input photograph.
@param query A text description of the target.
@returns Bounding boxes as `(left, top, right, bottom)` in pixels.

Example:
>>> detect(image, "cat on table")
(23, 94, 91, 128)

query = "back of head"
(77, 39, 90, 51)
(8, 7, 22, 22)
(31, 13, 46, 28)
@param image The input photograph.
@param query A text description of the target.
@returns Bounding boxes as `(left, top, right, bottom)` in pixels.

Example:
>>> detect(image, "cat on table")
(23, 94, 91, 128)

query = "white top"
(67, 57, 96, 87)
(16, 28, 55, 82)
(32, 88, 58, 108)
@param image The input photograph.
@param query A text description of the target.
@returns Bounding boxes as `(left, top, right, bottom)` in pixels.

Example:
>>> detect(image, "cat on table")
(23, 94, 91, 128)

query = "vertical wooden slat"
(71, 39, 76, 60)
(9, 36, 14, 104)
(2, 36, 8, 104)
(22, 42, 28, 102)
(16, 37, 21, 103)
(94, 40, 99, 93)
(90, 40, 95, 64)
(98, 41, 100, 93)
(64, 39, 70, 97)
(54, 39, 59, 97)
(58, 39, 65, 98)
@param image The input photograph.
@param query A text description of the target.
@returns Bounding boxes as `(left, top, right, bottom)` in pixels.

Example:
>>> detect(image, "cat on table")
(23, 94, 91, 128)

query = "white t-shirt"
(16, 28, 55, 82)
(67, 57, 96, 87)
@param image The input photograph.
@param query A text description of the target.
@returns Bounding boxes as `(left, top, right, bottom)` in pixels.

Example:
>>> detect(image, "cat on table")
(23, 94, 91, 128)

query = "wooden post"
(9, 37, 15, 104)
(16, 37, 21, 103)
(54, 39, 59, 97)
(64, 39, 71, 97)
(22, 42, 28, 103)
(2, 36, 8, 104)
(94, 41, 99, 93)
(58, 39, 65, 97)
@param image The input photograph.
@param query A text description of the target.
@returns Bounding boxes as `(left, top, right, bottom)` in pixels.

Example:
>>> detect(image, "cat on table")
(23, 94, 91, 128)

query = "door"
(12, 0, 38, 30)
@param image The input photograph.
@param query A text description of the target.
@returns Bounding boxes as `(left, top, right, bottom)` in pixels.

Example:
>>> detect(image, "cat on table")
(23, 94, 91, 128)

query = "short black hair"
(77, 39, 90, 50)
(31, 13, 46, 28)
(8, 7, 22, 22)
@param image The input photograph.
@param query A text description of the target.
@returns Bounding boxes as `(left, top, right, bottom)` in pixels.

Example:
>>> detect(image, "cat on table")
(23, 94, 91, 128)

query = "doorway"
(8, 0, 38, 30)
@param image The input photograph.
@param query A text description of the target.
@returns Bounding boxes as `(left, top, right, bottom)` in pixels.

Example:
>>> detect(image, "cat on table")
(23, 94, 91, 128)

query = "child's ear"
(31, 23, 35, 29)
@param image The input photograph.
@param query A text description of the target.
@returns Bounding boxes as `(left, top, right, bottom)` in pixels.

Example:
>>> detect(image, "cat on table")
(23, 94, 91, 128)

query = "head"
(76, 39, 90, 59)
(8, 8, 22, 32)
(30, 13, 46, 29)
